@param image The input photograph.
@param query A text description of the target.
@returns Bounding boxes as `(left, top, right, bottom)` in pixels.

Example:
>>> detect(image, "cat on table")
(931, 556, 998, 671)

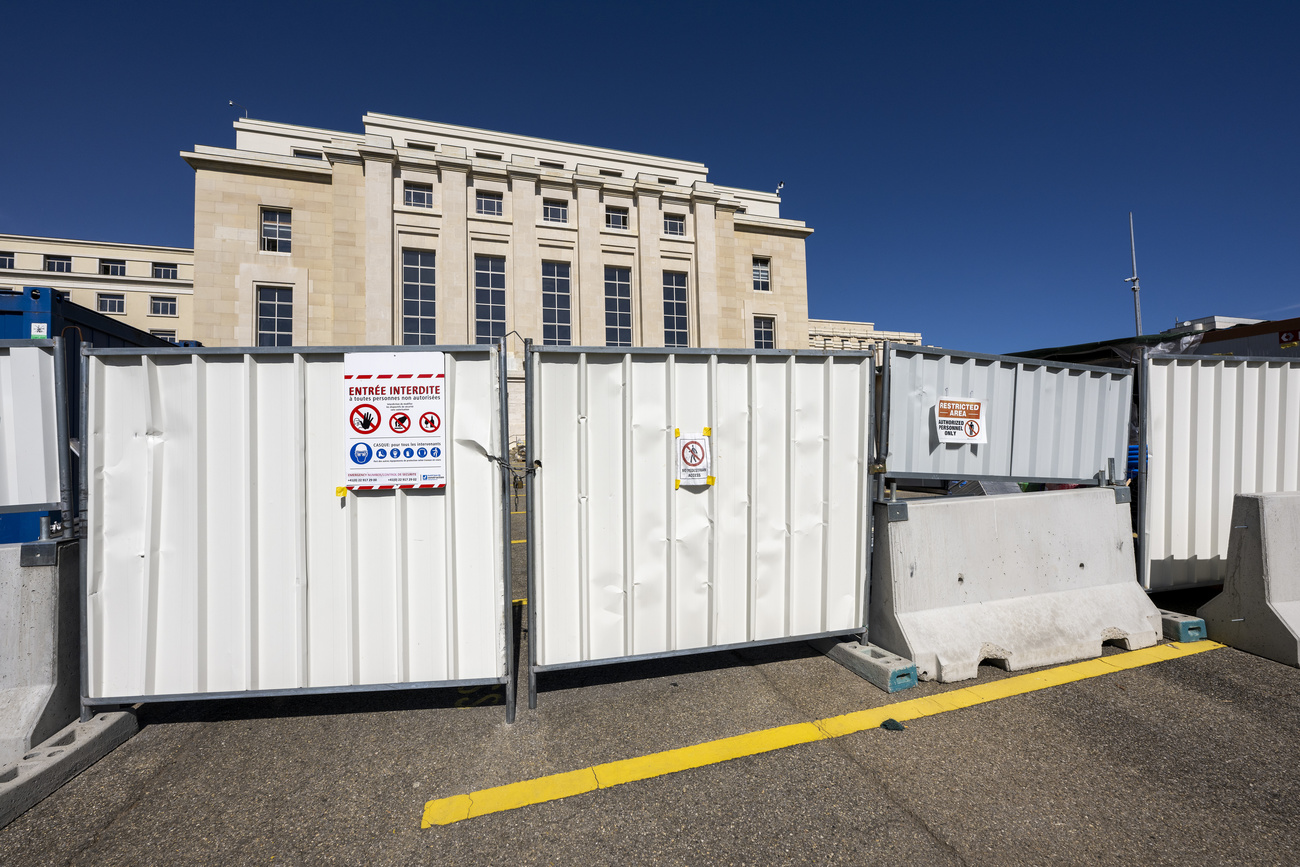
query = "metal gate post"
(524, 340, 538, 710)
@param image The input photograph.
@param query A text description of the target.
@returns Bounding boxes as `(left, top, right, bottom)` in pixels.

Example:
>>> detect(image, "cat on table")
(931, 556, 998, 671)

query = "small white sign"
(934, 398, 987, 444)
(344, 352, 447, 489)
(676, 432, 712, 486)
(30, 322, 47, 339)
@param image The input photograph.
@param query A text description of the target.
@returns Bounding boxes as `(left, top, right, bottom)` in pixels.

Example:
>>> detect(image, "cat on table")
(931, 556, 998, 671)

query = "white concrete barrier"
(869, 488, 1162, 682)
(0, 541, 80, 768)
(1198, 492, 1300, 667)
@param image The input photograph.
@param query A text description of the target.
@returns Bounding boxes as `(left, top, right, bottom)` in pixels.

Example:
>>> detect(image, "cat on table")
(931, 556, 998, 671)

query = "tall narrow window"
(402, 250, 436, 344)
(604, 266, 632, 347)
(261, 208, 291, 253)
(257, 286, 293, 346)
(754, 316, 775, 349)
(663, 271, 688, 348)
(474, 255, 506, 344)
(542, 262, 572, 345)
(753, 257, 771, 292)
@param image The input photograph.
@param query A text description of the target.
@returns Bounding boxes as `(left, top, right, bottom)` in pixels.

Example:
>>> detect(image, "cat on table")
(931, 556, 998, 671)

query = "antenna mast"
(1124, 212, 1143, 336)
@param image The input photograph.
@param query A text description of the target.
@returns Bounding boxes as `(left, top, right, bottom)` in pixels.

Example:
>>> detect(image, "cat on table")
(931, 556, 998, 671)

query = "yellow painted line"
(511, 540, 526, 544)
(511, 511, 526, 515)
(512, 598, 528, 605)
(421, 641, 1223, 828)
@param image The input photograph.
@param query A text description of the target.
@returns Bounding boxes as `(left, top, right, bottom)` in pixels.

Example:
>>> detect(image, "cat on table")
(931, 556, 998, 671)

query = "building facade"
(0, 234, 194, 341)
(184, 114, 815, 368)
(808, 318, 922, 356)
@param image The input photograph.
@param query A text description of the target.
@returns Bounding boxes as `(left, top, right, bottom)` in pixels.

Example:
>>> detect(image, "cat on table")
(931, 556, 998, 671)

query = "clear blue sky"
(3, 1, 1296, 353)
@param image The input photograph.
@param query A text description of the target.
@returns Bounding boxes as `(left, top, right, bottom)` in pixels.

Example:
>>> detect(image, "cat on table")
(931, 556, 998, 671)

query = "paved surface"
(2, 520, 1298, 865)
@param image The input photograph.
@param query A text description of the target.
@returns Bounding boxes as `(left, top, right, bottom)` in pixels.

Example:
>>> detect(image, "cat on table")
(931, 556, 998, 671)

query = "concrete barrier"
(870, 488, 1162, 682)
(0, 541, 80, 769)
(1198, 493, 1300, 667)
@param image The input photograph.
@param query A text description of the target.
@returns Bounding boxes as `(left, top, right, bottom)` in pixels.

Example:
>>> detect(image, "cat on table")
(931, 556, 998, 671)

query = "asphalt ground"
(2, 513, 1298, 865)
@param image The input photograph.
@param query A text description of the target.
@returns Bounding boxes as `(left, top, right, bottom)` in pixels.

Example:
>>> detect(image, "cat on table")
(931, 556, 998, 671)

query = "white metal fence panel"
(531, 349, 873, 669)
(0, 341, 63, 511)
(85, 347, 507, 701)
(1144, 356, 1300, 590)
(884, 346, 1131, 483)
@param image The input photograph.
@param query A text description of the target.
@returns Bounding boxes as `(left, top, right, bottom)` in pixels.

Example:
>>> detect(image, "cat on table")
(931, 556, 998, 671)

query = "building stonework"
(807, 318, 923, 356)
(183, 114, 815, 365)
(0, 234, 193, 341)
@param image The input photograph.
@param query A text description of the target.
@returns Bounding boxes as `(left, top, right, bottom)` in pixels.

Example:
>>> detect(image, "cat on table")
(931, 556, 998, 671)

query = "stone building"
(808, 318, 923, 357)
(183, 114, 815, 367)
(0, 234, 194, 341)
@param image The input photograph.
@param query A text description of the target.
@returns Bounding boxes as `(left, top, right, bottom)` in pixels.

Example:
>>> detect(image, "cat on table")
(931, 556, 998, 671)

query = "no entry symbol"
(964, 419, 980, 438)
(350, 404, 381, 435)
(419, 412, 441, 433)
(390, 412, 411, 433)
(681, 441, 705, 468)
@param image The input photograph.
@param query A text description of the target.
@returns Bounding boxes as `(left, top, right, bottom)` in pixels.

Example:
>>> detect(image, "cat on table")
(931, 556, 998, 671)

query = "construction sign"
(344, 352, 446, 489)
(676, 429, 713, 487)
(934, 398, 987, 444)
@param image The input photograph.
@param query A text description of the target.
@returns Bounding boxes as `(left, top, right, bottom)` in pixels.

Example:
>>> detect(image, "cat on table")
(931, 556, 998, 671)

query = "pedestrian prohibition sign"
(964, 419, 980, 438)
(419, 411, 441, 433)
(675, 430, 712, 487)
(390, 411, 411, 433)
(350, 403, 381, 434)
(682, 441, 705, 468)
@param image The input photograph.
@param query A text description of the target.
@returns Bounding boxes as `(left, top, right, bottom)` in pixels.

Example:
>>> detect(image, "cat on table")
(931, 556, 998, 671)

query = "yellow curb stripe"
(421, 640, 1224, 827)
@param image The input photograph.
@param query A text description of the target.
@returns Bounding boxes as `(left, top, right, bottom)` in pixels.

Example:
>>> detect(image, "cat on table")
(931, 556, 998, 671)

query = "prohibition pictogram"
(964, 419, 981, 438)
(419, 411, 441, 433)
(681, 441, 705, 468)
(350, 404, 381, 435)
(390, 411, 411, 433)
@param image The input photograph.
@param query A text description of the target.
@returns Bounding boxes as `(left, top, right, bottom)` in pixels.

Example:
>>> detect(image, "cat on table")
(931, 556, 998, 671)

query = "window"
(150, 296, 177, 316)
(257, 286, 293, 346)
(0, 253, 13, 269)
(664, 214, 685, 237)
(98, 293, 125, 314)
(539, 160, 565, 170)
(45, 255, 72, 273)
(152, 263, 178, 279)
(663, 272, 688, 348)
(542, 262, 572, 346)
(100, 259, 126, 276)
(605, 206, 628, 230)
(474, 256, 506, 344)
(604, 266, 632, 347)
(542, 199, 568, 223)
(402, 250, 436, 345)
(293, 149, 323, 160)
(404, 182, 433, 209)
(599, 169, 622, 177)
(260, 208, 291, 253)
(476, 191, 503, 217)
(476, 152, 503, 161)
(150, 330, 177, 343)
(754, 316, 775, 349)
(753, 257, 771, 292)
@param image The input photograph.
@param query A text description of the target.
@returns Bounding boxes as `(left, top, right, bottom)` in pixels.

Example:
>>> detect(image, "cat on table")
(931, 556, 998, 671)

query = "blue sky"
(3, 1, 1296, 352)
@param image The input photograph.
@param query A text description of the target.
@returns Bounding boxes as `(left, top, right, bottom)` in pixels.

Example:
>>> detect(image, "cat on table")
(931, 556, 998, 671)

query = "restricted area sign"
(344, 352, 447, 489)
(676, 431, 712, 486)
(934, 398, 987, 444)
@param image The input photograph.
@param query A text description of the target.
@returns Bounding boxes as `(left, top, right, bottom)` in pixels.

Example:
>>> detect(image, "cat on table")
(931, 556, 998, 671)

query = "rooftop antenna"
(1124, 211, 1143, 336)
(775, 180, 784, 196)
(228, 100, 248, 118)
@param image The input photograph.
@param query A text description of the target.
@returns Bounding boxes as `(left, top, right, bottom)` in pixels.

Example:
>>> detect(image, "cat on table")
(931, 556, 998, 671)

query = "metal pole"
(524, 340, 539, 710)
(50, 338, 73, 535)
(1127, 212, 1143, 337)
(79, 348, 91, 722)
(498, 341, 516, 723)
(1136, 346, 1150, 590)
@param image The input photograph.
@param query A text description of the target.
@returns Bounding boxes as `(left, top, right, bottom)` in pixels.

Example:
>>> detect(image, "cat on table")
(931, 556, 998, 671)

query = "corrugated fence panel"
(885, 347, 1130, 483)
(87, 348, 506, 701)
(0, 342, 62, 510)
(532, 350, 873, 669)
(1144, 357, 1300, 590)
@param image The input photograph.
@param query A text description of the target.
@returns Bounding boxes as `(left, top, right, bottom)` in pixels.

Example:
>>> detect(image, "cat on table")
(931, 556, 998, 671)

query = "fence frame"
(0, 338, 72, 520)
(878, 342, 1133, 492)
(525, 343, 876, 708)
(1138, 351, 1300, 592)
(79, 342, 516, 721)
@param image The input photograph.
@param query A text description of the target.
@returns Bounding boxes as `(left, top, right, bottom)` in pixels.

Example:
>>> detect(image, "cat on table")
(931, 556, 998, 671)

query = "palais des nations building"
(181, 113, 917, 415)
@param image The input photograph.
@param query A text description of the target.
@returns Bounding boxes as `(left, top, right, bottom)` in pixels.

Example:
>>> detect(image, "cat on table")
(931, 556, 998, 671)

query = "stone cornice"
(182, 149, 333, 179)
(733, 214, 814, 238)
